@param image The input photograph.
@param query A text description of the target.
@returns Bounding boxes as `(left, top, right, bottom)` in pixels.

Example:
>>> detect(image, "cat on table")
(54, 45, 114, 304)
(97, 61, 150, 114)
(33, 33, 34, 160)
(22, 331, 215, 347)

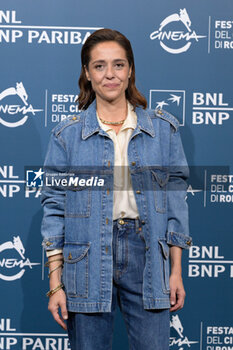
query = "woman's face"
(85, 41, 132, 105)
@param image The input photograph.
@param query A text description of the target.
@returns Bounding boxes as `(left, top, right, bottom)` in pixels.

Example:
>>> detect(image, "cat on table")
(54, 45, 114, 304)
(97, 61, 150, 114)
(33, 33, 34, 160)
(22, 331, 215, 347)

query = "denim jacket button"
(68, 252, 72, 260)
(106, 218, 109, 225)
(136, 190, 141, 194)
(119, 219, 125, 225)
(46, 241, 52, 246)
(141, 220, 145, 225)
(131, 161, 136, 166)
(186, 240, 192, 246)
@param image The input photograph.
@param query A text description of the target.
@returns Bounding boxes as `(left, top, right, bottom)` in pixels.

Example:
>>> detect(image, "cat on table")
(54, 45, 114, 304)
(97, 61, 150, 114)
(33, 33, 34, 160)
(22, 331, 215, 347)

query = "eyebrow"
(91, 59, 127, 65)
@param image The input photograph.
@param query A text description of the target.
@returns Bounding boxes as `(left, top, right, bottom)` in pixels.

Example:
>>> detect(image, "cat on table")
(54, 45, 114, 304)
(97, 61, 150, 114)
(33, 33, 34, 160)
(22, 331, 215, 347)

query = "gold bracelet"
(48, 263, 63, 278)
(45, 258, 64, 267)
(46, 283, 64, 297)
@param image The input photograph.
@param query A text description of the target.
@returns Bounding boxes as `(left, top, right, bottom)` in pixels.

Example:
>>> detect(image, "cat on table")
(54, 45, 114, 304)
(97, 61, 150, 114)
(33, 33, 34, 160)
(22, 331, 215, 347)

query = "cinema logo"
(170, 315, 199, 349)
(0, 318, 69, 349)
(0, 82, 43, 127)
(0, 236, 40, 281)
(0, 165, 41, 198)
(150, 8, 206, 54)
(0, 10, 101, 45)
(192, 92, 232, 125)
(189, 245, 233, 278)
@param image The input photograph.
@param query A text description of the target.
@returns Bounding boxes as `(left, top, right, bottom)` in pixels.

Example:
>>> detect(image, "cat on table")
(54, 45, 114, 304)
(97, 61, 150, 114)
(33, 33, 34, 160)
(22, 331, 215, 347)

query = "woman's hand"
(169, 272, 186, 312)
(169, 246, 186, 312)
(47, 253, 67, 330)
(48, 288, 68, 330)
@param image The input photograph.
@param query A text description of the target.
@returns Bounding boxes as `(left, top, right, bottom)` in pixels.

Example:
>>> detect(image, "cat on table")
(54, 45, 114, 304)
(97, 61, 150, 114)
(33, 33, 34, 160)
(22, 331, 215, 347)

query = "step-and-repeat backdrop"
(1, 1, 232, 349)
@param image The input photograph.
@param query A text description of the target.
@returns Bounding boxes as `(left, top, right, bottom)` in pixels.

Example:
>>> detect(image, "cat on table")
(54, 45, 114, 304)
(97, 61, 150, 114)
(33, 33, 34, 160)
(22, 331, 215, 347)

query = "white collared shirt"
(97, 102, 139, 220)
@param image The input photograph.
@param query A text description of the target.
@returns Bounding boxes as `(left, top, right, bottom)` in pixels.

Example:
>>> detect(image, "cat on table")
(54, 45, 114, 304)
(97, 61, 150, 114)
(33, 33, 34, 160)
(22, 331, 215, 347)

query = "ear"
(128, 66, 132, 79)
(84, 65, 91, 81)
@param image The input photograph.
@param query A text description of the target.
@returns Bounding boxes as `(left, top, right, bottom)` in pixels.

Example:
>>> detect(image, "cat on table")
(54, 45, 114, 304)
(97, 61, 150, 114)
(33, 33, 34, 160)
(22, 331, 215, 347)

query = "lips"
(104, 84, 120, 88)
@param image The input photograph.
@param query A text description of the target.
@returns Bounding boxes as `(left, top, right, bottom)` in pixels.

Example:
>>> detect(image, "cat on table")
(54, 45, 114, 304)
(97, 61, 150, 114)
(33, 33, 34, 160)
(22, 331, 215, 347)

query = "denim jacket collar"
(82, 99, 155, 140)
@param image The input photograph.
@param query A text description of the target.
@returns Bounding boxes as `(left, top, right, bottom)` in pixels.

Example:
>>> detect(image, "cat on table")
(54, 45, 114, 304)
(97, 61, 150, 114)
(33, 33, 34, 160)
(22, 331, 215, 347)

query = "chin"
(100, 93, 123, 103)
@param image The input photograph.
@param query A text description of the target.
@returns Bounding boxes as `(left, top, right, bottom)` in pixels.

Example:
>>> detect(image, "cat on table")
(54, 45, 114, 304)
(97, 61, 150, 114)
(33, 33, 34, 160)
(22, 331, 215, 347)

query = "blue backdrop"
(0, 1, 233, 349)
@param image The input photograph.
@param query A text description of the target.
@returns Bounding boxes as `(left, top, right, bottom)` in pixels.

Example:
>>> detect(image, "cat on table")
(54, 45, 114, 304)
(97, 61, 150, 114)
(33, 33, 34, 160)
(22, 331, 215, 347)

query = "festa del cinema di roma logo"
(0, 82, 43, 127)
(170, 314, 198, 349)
(0, 236, 40, 281)
(150, 8, 206, 54)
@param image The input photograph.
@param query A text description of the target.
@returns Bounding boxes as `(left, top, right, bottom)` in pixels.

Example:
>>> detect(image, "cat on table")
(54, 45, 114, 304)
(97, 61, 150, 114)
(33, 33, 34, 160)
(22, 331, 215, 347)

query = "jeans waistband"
(113, 217, 141, 231)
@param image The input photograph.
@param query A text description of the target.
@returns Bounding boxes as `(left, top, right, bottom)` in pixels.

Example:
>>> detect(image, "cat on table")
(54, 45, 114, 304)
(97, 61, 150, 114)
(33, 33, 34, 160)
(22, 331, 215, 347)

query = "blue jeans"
(67, 218, 170, 350)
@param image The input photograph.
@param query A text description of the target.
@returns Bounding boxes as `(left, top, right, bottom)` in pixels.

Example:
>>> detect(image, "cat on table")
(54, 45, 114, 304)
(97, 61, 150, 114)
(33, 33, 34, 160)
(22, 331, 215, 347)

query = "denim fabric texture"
(67, 218, 170, 350)
(41, 100, 192, 312)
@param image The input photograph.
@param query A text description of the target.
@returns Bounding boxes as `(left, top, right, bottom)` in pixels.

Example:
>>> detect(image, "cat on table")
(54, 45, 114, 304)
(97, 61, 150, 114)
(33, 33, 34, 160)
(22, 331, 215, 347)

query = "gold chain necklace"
(98, 116, 125, 125)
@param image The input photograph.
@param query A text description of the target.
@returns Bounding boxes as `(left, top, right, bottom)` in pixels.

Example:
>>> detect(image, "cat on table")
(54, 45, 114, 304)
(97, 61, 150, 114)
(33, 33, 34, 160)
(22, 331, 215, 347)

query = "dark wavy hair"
(77, 28, 147, 110)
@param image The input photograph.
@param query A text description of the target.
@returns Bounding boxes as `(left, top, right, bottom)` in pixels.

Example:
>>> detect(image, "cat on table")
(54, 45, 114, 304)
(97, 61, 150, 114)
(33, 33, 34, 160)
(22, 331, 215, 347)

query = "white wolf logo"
(0, 236, 40, 281)
(170, 315, 184, 338)
(150, 8, 206, 54)
(159, 8, 191, 32)
(0, 236, 25, 260)
(0, 82, 43, 127)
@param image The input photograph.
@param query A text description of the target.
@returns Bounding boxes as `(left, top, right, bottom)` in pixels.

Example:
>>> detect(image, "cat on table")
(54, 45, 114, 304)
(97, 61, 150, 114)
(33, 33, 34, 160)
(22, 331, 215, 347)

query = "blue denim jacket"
(41, 100, 192, 312)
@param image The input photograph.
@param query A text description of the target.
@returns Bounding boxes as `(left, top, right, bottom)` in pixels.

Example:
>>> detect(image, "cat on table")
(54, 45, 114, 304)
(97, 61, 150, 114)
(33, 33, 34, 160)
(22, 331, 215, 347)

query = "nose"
(105, 64, 114, 79)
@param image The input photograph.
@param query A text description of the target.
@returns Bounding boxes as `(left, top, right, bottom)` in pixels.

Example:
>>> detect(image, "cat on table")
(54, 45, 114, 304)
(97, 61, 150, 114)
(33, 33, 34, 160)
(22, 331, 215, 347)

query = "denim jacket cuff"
(42, 235, 64, 251)
(166, 231, 192, 249)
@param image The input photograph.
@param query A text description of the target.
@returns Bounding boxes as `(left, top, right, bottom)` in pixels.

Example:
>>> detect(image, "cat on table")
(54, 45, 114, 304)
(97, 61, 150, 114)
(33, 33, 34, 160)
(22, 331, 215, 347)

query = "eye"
(115, 63, 125, 69)
(94, 64, 104, 71)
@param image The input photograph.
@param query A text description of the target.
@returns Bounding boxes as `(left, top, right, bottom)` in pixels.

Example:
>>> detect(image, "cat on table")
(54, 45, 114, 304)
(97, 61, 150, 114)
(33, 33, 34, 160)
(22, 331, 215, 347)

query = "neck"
(96, 97, 128, 122)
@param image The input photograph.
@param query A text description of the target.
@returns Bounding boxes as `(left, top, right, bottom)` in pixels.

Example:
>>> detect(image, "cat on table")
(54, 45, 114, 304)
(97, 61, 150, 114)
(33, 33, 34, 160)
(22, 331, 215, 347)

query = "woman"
(41, 28, 192, 350)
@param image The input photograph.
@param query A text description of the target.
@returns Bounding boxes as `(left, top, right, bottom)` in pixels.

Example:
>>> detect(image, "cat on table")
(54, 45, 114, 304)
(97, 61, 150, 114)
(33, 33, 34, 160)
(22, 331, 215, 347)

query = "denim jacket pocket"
(65, 186, 91, 217)
(158, 239, 170, 294)
(63, 242, 91, 298)
(151, 169, 169, 213)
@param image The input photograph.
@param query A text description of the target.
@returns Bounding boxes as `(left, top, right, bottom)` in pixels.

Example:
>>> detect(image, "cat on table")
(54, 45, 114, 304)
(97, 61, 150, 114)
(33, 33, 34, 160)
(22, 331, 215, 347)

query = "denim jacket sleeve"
(166, 126, 192, 249)
(41, 130, 67, 252)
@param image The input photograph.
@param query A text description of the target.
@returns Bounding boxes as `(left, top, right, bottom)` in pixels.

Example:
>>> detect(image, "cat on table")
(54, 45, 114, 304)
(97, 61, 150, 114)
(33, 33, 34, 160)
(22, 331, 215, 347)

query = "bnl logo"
(149, 90, 185, 126)
(26, 168, 44, 187)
